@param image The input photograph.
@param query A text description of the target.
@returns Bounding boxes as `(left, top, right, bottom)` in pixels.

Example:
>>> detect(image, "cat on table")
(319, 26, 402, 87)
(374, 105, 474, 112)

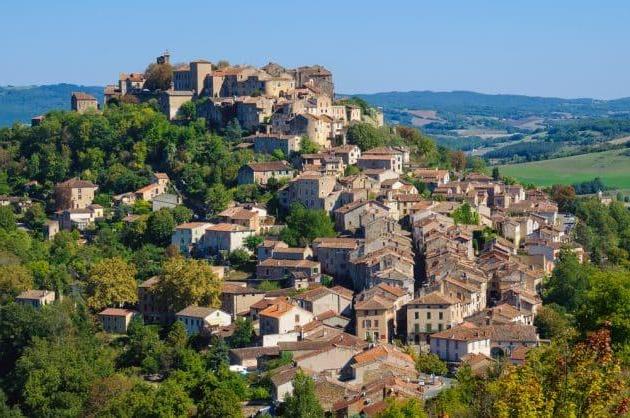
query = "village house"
(71, 92, 98, 113)
(256, 258, 321, 283)
(429, 323, 492, 362)
(258, 299, 314, 336)
(15, 290, 55, 308)
(171, 222, 213, 254)
(220, 283, 266, 319)
(229, 346, 281, 371)
(176, 306, 232, 335)
(98, 308, 137, 334)
(43, 219, 59, 240)
(331, 144, 361, 165)
(199, 223, 254, 255)
(57, 204, 104, 231)
(249, 133, 301, 156)
(237, 161, 294, 186)
(278, 172, 340, 212)
(342, 344, 417, 384)
(312, 237, 362, 281)
(218, 206, 261, 232)
(405, 292, 467, 345)
(357, 154, 401, 174)
(334, 200, 392, 234)
(413, 168, 450, 187)
(159, 90, 194, 120)
(54, 178, 98, 210)
(293, 286, 353, 317)
(152, 193, 182, 211)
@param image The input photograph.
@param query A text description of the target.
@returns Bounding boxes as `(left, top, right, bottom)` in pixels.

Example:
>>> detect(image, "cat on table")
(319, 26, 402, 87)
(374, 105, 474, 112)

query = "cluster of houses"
(101, 52, 383, 149)
(12, 54, 595, 418)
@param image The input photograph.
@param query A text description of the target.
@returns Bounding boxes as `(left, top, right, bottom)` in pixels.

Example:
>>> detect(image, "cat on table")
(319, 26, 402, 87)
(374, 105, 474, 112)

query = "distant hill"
(344, 90, 630, 118)
(0, 84, 103, 126)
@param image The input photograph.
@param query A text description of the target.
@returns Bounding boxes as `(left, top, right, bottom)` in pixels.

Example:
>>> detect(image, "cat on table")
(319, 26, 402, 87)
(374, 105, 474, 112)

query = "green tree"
(347, 123, 384, 151)
(451, 202, 479, 225)
(229, 248, 251, 270)
(205, 183, 233, 215)
(282, 372, 324, 417)
(171, 205, 193, 224)
(244, 235, 264, 252)
(198, 388, 244, 418)
(85, 257, 137, 311)
(0, 264, 33, 300)
(344, 165, 360, 176)
(225, 118, 243, 142)
(155, 256, 222, 312)
(146, 209, 176, 247)
(280, 203, 336, 246)
(0, 206, 16, 231)
(177, 100, 197, 120)
(144, 62, 173, 91)
(543, 251, 593, 312)
(166, 320, 189, 349)
(376, 397, 427, 418)
(492, 166, 500, 181)
(414, 352, 448, 375)
(229, 318, 254, 348)
(299, 137, 320, 154)
(23, 203, 46, 230)
(533, 304, 573, 340)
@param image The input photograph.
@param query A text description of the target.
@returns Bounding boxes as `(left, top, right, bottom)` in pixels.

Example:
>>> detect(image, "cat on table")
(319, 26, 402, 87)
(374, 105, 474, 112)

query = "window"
(439, 311, 444, 320)
(455, 341, 459, 349)
(426, 324, 432, 332)
(427, 312, 431, 320)
(414, 312, 419, 320)
(438, 324, 443, 331)
(365, 320, 372, 328)
(414, 324, 420, 333)
(374, 320, 379, 327)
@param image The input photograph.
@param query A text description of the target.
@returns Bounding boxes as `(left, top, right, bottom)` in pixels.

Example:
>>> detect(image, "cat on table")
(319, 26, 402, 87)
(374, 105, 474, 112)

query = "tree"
(23, 203, 46, 230)
(229, 317, 254, 348)
(224, 118, 243, 142)
(574, 268, 630, 348)
(205, 183, 233, 215)
(414, 352, 448, 375)
(551, 184, 577, 213)
(257, 280, 280, 291)
(280, 203, 336, 247)
(299, 137, 320, 154)
(543, 250, 593, 312)
(85, 258, 137, 312)
(533, 304, 573, 340)
(146, 209, 176, 247)
(14, 336, 114, 418)
(344, 165, 360, 176)
(244, 235, 264, 252)
(171, 205, 193, 224)
(347, 123, 384, 151)
(166, 320, 188, 349)
(0, 264, 33, 300)
(492, 166, 500, 181)
(229, 248, 251, 270)
(451, 151, 467, 172)
(144, 63, 173, 91)
(0, 206, 16, 231)
(155, 256, 222, 312)
(451, 202, 479, 225)
(376, 397, 427, 418)
(282, 372, 324, 418)
(198, 388, 243, 418)
(206, 338, 230, 371)
(177, 100, 197, 120)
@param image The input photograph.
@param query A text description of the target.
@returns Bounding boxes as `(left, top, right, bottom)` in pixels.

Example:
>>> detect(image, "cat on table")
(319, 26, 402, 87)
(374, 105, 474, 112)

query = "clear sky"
(2, 0, 629, 99)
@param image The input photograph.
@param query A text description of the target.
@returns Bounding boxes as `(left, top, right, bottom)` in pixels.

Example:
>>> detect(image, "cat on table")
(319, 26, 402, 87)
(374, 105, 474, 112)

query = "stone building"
(71, 92, 98, 113)
(237, 161, 294, 186)
(54, 178, 98, 210)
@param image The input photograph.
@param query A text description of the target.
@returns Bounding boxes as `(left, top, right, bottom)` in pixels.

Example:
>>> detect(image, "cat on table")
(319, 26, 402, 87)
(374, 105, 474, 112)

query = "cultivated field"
(498, 149, 630, 189)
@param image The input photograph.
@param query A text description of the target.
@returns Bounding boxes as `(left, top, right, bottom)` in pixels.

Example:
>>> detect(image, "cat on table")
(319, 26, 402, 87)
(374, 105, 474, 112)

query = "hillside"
(0, 84, 103, 126)
(348, 90, 630, 118)
(498, 148, 630, 189)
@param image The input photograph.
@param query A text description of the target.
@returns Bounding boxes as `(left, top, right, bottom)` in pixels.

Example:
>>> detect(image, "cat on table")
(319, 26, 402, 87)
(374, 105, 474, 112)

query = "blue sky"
(2, 0, 629, 99)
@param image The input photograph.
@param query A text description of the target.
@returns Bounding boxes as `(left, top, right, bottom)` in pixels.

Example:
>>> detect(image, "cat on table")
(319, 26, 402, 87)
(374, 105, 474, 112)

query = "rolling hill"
(0, 84, 103, 126)
(346, 90, 630, 118)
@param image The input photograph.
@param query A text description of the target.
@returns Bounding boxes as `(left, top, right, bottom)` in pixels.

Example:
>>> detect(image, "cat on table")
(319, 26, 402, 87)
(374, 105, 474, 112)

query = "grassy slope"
(498, 149, 630, 189)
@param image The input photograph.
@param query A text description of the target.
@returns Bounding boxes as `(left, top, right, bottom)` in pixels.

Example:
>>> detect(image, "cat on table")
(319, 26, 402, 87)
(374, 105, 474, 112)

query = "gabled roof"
(245, 161, 292, 172)
(16, 290, 54, 300)
(99, 308, 136, 317)
(354, 294, 394, 310)
(56, 177, 97, 189)
(176, 305, 222, 318)
(72, 92, 97, 101)
(259, 299, 297, 319)
(408, 291, 458, 306)
(351, 344, 414, 366)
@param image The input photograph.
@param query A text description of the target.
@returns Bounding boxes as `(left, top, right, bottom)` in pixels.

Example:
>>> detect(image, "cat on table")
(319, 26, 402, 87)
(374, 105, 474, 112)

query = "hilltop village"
(2, 52, 622, 418)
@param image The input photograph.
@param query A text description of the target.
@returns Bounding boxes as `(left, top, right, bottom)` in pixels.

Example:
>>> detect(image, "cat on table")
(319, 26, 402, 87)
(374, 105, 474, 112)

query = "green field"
(498, 149, 630, 189)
